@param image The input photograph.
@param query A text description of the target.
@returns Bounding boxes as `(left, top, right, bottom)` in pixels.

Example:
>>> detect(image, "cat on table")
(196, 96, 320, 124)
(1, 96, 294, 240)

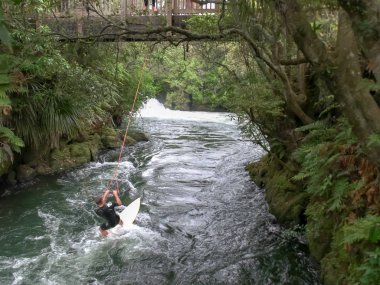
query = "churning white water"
(0, 99, 320, 284)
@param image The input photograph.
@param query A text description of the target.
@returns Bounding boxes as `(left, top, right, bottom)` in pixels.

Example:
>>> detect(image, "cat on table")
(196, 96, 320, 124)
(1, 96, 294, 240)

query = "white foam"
(138, 99, 234, 124)
(11, 274, 23, 285)
(87, 160, 135, 171)
(25, 235, 47, 241)
(142, 168, 154, 178)
(11, 257, 38, 270)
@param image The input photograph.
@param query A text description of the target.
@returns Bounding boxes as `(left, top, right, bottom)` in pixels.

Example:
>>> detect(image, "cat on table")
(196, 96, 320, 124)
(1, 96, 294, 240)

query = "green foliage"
(297, 119, 380, 284)
(186, 14, 219, 35)
(0, 6, 12, 107)
(331, 215, 380, 284)
(367, 133, 380, 148)
(342, 215, 380, 245)
(228, 69, 285, 151)
(357, 247, 380, 285)
(0, 10, 11, 49)
(0, 4, 25, 168)
(149, 43, 231, 111)
(6, 33, 112, 147)
(2, 26, 152, 149)
(0, 83, 11, 107)
(268, 172, 294, 192)
(327, 178, 359, 211)
(0, 126, 24, 163)
(292, 119, 358, 203)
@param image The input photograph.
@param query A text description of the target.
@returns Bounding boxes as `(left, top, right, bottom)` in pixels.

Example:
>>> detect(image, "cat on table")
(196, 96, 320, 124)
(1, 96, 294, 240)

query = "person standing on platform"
(143, 0, 158, 13)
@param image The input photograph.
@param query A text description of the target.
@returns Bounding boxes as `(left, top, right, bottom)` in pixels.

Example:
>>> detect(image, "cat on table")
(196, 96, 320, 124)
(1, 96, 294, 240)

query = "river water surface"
(0, 100, 320, 284)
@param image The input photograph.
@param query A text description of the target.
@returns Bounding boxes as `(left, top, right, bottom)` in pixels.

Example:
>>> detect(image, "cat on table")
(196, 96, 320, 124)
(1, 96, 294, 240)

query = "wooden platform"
(36, 0, 220, 41)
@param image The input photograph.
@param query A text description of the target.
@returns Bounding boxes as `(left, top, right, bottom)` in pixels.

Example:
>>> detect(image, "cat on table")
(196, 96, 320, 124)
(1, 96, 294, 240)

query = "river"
(0, 100, 320, 284)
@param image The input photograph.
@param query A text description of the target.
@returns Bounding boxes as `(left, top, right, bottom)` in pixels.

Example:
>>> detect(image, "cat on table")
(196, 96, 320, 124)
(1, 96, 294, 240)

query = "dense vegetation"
(1, 0, 380, 284)
(0, 1, 156, 185)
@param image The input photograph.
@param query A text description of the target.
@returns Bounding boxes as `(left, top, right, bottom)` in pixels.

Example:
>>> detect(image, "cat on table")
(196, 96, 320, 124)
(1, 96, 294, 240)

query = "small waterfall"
(138, 98, 234, 124)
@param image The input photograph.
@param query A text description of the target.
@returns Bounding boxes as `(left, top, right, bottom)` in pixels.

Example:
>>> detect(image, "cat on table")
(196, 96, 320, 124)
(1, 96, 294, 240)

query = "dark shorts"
(100, 215, 120, 230)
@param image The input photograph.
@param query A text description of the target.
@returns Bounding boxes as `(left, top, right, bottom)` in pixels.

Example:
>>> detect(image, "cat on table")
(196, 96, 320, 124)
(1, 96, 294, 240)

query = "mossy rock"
(50, 147, 77, 172)
(125, 136, 137, 145)
(84, 133, 102, 160)
(0, 156, 12, 177)
(101, 127, 118, 137)
(101, 135, 120, 148)
(16, 164, 36, 182)
(305, 202, 335, 261)
(88, 142, 100, 161)
(128, 131, 149, 142)
(69, 143, 91, 163)
(35, 162, 54, 175)
(247, 154, 308, 226)
(321, 250, 350, 285)
(51, 147, 71, 162)
(245, 156, 270, 187)
(99, 127, 120, 148)
(6, 171, 17, 186)
(266, 186, 309, 225)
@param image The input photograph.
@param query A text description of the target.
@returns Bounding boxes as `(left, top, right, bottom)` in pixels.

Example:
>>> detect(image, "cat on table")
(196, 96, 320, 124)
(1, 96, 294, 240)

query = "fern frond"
(0, 126, 25, 152)
(358, 247, 380, 285)
(292, 172, 310, 181)
(327, 178, 351, 211)
(367, 134, 380, 148)
(295, 120, 327, 132)
(342, 215, 380, 245)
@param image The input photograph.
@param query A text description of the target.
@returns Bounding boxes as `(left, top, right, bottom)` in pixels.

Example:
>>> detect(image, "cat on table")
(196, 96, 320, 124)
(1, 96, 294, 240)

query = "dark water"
(0, 100, 320, 284)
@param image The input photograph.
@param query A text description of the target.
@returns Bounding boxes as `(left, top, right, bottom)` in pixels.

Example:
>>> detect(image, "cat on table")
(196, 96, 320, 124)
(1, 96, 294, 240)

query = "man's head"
(95, 196, 103, 206)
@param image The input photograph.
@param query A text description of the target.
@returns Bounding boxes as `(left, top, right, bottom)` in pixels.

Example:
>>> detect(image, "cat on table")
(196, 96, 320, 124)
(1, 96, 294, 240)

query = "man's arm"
(101, 189, 110, 205)
(113, 190, 122, 206)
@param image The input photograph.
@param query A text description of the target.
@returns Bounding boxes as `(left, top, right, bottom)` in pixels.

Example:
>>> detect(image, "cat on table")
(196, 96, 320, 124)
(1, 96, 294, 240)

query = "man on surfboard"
(95, 189, 123, 237)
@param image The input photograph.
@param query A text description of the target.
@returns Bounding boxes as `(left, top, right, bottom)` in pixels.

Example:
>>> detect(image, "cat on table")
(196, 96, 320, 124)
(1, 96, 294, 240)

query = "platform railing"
(53, 0, 220, 18)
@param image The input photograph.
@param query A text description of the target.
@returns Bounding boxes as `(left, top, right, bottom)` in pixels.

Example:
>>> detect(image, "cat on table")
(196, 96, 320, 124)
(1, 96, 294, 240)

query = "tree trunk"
(338, 0, 380, 81)
(273, 0, 380, 166)
(335, 9, 380, 140)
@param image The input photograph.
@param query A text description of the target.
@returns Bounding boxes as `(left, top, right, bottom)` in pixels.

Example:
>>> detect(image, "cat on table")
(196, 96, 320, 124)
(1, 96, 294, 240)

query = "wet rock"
(16, 164, 36, 182)
(125, 136, 137, 145)
(69, 143, 91, 164)
(128, 131, 149, 142)
(100, 127, 120, 148)
(35, 162, 53, 175)
(6, 171, 17, 186)
(0, 155, 12, 177)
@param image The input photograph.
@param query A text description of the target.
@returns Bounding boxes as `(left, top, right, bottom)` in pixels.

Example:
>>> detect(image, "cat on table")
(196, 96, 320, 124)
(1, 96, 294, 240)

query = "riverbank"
(246, 151, 380, 285)
(0, 124, 148, 195)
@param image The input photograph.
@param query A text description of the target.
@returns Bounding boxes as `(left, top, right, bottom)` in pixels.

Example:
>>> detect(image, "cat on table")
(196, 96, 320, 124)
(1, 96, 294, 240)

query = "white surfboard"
(108, 197, 141, 236)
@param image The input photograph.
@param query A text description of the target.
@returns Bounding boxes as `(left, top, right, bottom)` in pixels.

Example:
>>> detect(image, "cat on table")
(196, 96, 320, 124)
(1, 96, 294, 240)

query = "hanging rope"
(107, 56, 148, 192)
